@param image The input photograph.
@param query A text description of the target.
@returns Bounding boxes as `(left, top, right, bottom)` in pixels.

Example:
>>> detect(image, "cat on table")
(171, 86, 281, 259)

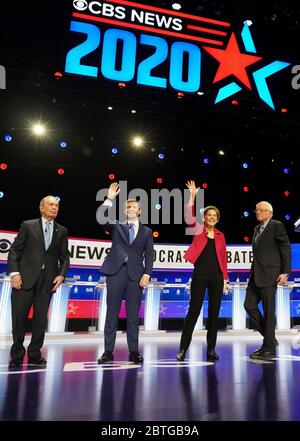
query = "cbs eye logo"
(73, 0, 88, 11)
(0, 239, 11, 253)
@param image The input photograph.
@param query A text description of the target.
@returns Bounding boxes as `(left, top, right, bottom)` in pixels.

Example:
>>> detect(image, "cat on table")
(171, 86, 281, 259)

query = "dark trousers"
(104, 264, 143, 352)
(244, 278, 277, 352)
(10, 270, 52, 361)
(180, 276, 223, 351)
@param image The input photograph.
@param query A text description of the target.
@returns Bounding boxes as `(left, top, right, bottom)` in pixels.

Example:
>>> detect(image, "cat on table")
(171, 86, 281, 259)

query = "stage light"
(197, 91, 204, 96)
(285, 214, 291, 221)
(244, 236, 250, 242)
(203, 157, 209, 164)
(172, 3, 182, 10)
(218, 150, 225, 156)
(283, 167, 290, 174)
(202, 182, 208, 189)
(131, 109, 137, 114)
(158, 153, 164, 159)
(4, 134, 12, 142)
(243, 19, 253, 26)
(112, 147, 118, 154)
(55, 196, 61, 202)
(244, 211, 249, 217)
(177, 92, 184, 99)
(156, 177, 163, 184)
(0, 191, 4, 198)
(57, 168, 65, 175)
(231, 99, 239, 105)
(284, 190, 290, 197)
(153, 231, 159, 238)
(133, 137, 143, 147)
(243, 186, 249, 192)
(0, 163, 8, 170)
(243, 163, 249, 169)
(32, 123, 46, 136)
(108, 173, 116, 180)
(59, 141, 67, 148)
(118, 82, 126, 88)
(281, 108, 288, 113)
(54, 72, 63, 79)
(107, 106, 113, 111)
(155, 204, 161, 210)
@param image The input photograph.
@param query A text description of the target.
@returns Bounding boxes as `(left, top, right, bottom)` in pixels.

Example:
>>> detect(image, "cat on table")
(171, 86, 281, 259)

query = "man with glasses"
(244, 201, 291, 360)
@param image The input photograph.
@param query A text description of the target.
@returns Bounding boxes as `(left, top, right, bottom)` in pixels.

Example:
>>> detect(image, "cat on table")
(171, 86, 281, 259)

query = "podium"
(0, 278, 12, 334)
(232, 281, 248, 330)
(47, 279, 75, 332)
(143, 281, 165, 331)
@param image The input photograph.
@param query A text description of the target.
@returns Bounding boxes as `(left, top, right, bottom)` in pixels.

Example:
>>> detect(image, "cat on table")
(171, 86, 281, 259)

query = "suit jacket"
(99, 204, 154, 282)
(8, 218, 70, 290)
(183, 205, 228, 279)
(251, 219, 291, 287)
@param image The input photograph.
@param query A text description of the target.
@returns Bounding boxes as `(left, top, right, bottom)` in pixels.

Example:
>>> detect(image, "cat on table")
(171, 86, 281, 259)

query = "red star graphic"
(203, 33, 262, 90)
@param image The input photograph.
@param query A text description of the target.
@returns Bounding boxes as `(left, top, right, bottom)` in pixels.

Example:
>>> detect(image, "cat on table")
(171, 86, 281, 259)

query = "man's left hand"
(52, 275, 65, 292)
(139, 274, 150, 288)
(276, 274, 288, 285)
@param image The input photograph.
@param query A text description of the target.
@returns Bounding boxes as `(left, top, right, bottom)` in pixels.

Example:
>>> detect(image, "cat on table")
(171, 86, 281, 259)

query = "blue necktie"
(129, 223, 135, 245)
(44, 221, 51, 250)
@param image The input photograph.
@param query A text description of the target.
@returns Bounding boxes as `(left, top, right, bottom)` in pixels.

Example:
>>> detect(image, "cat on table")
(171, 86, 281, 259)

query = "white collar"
(42, 217, 54, 226)
(128, 220, 139, 228)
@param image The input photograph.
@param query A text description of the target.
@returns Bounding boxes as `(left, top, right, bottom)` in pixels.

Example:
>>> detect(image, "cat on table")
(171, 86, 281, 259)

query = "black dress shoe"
(207, 349, 219, 361)
(8, 358, 23, 368)
(28, 357, 47, 366)
(129, 351, 144, 363)
(250, 350, 275, 361)
(97, 351, 114, 364)
(176, 350, 186, 361)
(250, 347, 263, 358)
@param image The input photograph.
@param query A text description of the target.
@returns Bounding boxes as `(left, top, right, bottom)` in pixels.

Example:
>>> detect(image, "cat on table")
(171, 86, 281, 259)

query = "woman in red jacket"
(177, 181, 228, 362)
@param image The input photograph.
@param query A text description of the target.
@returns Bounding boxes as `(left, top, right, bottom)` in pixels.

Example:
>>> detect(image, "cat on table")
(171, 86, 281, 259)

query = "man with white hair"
(7, 196, 70, 368)
(244, 201, 291, 360)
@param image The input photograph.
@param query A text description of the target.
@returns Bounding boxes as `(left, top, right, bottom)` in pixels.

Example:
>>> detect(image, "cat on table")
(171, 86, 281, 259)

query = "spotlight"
(156, 177, 163, 184)
(57, 168, 65, 175)
(158, 153, 164, 160)
(283, 168, 290, 174)
(197, 91, 204, 96)
(5, 134, 12, 142)
(285, 214, 291, 221)
(243, 20, 253, 26)
(281, 108, 288, 113)
(202, 182, 208, 189)
(54, 72, 63, 79)
(59, 141, 67, 148)
(131, 109, 137, 114)
(112, 147, 118, 154)
(243, 163, 249, 169)
(133, 137, 143, 147)
(107, 106, 113, 111)
(118, 82, 126, 88)
(244, 211, 249, 217)
(0, 191, 4, 198)
(231, 99, 239, 105)
(155, 204, 161, 210)
(153, 231, 159, 238)
(108, 173, 116, 180)
(218, 150, 225, 156)
(177, 92, 184, 99)
(32, 123, 46, 136)
(55, 196, 61, 202)
(0, 163, 8, 170)
(203, 157, 209, 164)
(243, 186, 249, 192)
(284, 190, 290, 197)
(244, 236, 250, 242)
(172, 3, 182, 10)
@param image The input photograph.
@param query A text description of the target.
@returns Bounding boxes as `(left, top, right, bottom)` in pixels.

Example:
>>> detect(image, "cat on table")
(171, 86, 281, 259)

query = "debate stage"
(1, 331, 300, 422)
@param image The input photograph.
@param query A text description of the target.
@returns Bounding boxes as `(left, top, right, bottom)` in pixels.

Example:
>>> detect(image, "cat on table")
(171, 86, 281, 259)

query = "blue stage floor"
(1, 333, 300, 422)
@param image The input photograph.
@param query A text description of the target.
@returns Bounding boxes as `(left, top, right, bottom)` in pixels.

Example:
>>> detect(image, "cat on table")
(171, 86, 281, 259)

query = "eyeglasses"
(254, 209, 270, 213)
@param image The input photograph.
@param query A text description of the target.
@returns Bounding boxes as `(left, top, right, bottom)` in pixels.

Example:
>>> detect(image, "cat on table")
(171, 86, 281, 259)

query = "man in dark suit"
(96, 182, 154, 364)
(244, 201, 291, 360)
(7, 196, 70, 367)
